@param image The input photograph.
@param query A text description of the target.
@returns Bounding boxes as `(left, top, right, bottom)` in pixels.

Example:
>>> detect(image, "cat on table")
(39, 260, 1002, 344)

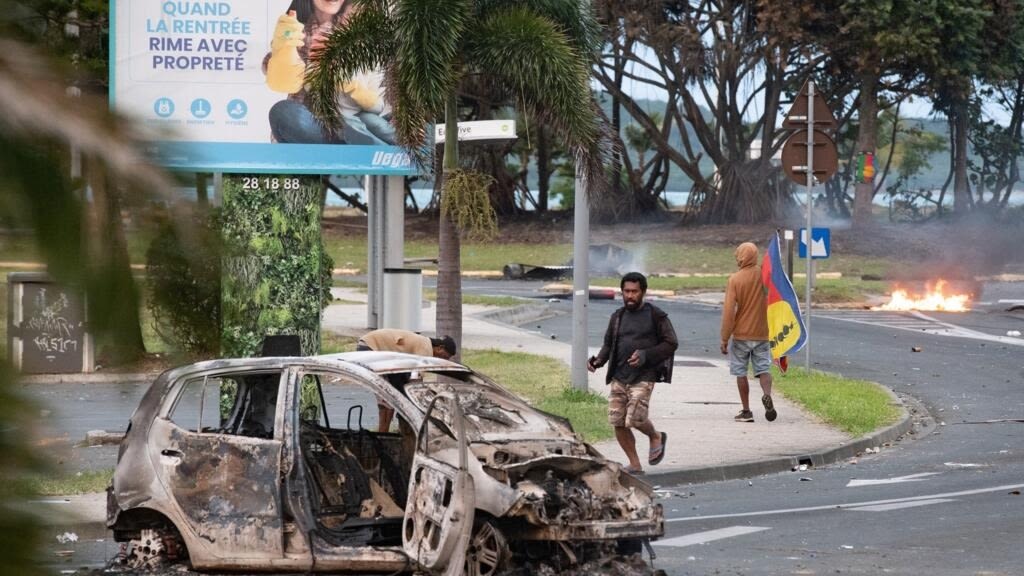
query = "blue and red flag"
(762, 232, 807, 371)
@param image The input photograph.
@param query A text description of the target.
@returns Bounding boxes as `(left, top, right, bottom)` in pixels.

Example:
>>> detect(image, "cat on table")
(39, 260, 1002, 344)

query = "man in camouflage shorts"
(589, 272, 678, 475)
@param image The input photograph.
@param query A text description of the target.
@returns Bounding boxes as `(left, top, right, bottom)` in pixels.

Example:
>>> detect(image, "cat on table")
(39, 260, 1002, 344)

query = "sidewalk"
(324, 288, 914, 485)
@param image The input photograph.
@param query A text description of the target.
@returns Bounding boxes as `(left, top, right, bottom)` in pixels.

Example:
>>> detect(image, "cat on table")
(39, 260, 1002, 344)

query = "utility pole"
(571, 162, 589, 391)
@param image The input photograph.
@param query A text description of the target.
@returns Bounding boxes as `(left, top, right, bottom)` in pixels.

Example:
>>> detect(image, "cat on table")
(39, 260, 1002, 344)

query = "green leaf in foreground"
(774, 367, 900, 437)
(462, 349, 612, 442)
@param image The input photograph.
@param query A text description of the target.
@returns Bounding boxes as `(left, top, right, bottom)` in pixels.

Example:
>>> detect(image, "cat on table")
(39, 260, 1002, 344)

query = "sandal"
(648, 432, 668, 466)
(622, 465, 645, 475)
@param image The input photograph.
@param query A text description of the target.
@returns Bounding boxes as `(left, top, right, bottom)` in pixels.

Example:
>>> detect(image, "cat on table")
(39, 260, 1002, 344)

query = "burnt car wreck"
(107, 352, 664, 574)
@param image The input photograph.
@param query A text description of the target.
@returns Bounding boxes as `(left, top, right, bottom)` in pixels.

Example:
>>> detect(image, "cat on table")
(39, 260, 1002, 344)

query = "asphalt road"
(521, 282, 1024, 575)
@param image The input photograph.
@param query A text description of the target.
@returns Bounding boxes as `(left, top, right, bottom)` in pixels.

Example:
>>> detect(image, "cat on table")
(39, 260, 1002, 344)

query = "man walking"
(588, 272, 677, 474)
(721, 242, 777, 423)
(356, 328, 456, 432)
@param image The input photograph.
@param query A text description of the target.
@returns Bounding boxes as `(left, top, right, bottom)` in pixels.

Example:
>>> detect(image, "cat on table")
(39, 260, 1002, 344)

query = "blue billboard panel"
(111, 1, 415, 175)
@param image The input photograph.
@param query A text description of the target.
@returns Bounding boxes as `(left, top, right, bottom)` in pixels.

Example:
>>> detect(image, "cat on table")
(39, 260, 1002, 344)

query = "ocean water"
(324, 187, 1024, 210)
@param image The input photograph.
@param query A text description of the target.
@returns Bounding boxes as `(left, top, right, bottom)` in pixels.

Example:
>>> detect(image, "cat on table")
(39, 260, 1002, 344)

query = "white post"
(366, 175, 381, 328)
(571, 162, 590, 391)
(805, 82, 815, 371)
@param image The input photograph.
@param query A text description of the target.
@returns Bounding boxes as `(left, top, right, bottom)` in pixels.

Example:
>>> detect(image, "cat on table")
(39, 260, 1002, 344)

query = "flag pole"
(805, 81, 814, 371)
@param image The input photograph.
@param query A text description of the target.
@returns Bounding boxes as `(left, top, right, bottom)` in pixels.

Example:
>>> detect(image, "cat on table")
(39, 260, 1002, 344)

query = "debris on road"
(84, 430, 122, 446)
(911, 346, 922, 352)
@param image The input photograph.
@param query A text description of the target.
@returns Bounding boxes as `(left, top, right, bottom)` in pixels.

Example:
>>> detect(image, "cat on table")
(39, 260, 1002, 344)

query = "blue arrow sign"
(799, 227, 830, 259)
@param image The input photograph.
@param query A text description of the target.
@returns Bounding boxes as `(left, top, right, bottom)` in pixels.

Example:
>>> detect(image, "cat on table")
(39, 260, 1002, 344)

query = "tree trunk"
(953, 100, 970, 215)
(536, 124, 550, 213)
(610, 49, 624, 199)
(196, 173, 208, 207)
(89, 172, 147, 362)
(852, 73, 879, 228)
(436, 94, 462, 361)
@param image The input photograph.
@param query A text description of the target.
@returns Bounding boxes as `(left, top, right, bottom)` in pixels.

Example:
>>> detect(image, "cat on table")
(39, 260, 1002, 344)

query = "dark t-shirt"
(611, 303, 661, 384)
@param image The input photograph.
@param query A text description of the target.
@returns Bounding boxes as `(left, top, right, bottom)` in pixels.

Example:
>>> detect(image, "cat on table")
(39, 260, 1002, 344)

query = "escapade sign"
(111, 0, 414, 174)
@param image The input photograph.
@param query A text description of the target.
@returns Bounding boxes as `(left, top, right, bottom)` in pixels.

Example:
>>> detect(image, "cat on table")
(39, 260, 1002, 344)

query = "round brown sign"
(780, 129, 839, 186)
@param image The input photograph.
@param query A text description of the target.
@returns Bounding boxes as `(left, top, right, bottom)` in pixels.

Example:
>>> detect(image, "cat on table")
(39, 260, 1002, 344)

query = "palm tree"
(307, 0, 603, 354)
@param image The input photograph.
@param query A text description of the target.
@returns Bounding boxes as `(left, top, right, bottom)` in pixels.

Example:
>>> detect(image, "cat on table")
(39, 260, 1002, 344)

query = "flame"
(873, 280, 970, 312)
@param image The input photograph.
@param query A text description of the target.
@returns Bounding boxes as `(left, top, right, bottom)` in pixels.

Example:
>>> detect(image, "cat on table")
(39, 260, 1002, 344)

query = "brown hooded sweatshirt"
(720, 242, 768, 343)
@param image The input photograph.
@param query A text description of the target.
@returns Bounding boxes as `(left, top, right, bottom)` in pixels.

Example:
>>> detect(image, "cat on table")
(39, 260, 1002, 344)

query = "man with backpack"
(588, 272, 677, 475)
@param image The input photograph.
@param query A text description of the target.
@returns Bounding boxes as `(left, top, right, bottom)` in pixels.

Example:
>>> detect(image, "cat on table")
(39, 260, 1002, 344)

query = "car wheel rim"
(466, 521, 507, 576)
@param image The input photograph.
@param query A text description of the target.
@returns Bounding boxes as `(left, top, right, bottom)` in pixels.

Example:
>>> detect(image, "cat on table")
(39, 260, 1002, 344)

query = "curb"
(473, 303, 563, 327)
(640, 385, 928, 487)
(18, 372, 159, 385)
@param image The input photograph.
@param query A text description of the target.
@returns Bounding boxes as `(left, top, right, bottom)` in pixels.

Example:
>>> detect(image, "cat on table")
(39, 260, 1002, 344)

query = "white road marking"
(654, 526, 770, 547)
(847, 498, 954, 512)
(818, 310, 1024, 346)
(846, 472, 940, 487)
(666, 483, 1024, 523)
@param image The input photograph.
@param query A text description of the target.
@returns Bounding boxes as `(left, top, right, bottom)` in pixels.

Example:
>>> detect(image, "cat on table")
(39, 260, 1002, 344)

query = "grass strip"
(26, 469, 114, 496)
(462, 349, 612, 442)
(774, 367, 900, 437)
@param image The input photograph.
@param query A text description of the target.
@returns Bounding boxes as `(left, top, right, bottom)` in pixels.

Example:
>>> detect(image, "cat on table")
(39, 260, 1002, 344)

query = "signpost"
(780, 80, 838, 369)
(798, 228, 831, 259)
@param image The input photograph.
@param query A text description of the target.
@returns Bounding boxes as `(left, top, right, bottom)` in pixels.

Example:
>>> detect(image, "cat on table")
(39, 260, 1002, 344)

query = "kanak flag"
(762, 232, 806, 366)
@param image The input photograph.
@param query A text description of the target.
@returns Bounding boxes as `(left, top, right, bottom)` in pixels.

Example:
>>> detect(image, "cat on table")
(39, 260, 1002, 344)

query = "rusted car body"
(107, 352, 664, 574)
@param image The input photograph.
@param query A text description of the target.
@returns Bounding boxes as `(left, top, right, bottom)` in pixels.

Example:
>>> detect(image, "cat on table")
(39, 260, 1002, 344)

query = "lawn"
(774, 366, 901, 437)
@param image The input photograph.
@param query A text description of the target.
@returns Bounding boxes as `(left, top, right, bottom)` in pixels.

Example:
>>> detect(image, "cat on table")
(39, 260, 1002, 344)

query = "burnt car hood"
(405, 381, 579, 444)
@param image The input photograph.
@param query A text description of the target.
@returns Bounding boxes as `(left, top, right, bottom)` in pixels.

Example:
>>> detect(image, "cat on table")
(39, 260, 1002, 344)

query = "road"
(522, 281, 1024, 575)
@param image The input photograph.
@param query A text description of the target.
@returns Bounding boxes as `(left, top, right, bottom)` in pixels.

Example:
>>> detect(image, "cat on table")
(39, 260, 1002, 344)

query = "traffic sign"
(783, 80, 837, 130)
(780, 129, 839, 185)
(798, 227, 830, 259)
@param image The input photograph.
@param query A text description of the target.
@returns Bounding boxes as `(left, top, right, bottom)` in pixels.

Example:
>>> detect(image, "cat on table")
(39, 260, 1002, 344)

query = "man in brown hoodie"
(720, 242, 777, 423)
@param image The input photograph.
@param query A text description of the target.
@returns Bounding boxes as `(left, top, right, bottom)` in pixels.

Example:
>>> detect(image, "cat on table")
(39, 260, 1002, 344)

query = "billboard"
(111, 0, 415, 175)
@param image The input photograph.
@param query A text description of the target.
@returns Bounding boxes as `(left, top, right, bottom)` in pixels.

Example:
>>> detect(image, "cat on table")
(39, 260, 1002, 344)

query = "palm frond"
(465, 7, 599, 158)
(392, 0, 471, 125)
(0, 40, 174, 199)
(475, 0, 603, 55)
(306, 4, 395, 132)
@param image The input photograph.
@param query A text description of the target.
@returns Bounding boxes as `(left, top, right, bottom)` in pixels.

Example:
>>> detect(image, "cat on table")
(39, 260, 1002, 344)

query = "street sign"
(799, 228, 830, 259)
(781, 129, 839, 185)
(435, 120, 517, 143)
(782, 80, 837, 130)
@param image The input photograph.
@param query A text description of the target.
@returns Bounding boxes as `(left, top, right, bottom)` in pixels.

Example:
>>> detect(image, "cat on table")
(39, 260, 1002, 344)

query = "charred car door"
(155, 370, 285, 560)
(403, 394, 475, 576)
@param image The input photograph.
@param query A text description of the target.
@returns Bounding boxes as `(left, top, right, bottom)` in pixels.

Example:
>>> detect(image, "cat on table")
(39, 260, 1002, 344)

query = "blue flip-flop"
(648, 432, 668, 466)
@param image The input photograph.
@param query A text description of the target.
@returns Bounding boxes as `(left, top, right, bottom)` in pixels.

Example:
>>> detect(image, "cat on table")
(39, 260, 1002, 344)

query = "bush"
(145, 212, 222, 356)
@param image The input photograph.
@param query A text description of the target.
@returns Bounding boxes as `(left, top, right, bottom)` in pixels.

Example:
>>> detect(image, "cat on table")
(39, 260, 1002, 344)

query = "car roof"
(318, 351, 468, 373)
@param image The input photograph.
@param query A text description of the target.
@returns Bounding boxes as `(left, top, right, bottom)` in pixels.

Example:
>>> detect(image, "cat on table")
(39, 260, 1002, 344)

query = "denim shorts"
(729, 340, 772, 376)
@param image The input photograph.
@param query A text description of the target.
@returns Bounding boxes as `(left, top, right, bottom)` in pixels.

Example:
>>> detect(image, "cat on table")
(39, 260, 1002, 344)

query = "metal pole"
(571, 162, 590, 391)
(786, 230, 795, 284)
(805, 82, 815, 370)
(366, 175, 381, 329)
